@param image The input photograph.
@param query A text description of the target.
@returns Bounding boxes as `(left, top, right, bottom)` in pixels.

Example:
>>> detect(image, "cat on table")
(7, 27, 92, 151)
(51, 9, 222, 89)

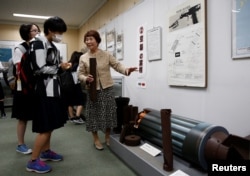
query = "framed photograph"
(166, 0, 207, 87)
(99, 31, 107, 51)
(106, 29, 116, 56)
(231, 0, 250, 59)
(116, 33, 123, 60)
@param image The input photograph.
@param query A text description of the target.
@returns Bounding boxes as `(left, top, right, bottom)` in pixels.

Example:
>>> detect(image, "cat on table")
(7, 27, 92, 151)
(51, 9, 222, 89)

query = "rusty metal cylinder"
(89, 58, 97, 102)
(138, 108, 229, 170)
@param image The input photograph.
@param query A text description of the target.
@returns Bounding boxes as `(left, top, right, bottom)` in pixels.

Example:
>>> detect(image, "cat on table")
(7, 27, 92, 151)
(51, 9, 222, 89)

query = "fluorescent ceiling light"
(13, 13, 51, 19)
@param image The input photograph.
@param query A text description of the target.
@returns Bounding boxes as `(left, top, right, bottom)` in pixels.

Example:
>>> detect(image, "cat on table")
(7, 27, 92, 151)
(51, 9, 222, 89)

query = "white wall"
(104, 0, 250, 137)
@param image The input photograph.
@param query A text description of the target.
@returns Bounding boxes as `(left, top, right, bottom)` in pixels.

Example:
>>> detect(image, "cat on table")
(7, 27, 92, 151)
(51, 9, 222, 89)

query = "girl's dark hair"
(84, 30, 101, 44)
(69, 51, 83, 64)
(44, 16, 67, 35)
(19, 23, 40, 41)
(69, 51, 83, 71)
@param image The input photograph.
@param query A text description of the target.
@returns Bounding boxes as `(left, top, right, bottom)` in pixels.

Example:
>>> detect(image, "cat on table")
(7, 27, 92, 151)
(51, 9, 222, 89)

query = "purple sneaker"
(40, 149, 63, 161)
(26, 159, 51, 173)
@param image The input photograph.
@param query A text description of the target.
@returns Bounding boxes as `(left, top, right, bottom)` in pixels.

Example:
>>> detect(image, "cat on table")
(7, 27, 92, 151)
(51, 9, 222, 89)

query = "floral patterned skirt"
(85, 86, 117, 132)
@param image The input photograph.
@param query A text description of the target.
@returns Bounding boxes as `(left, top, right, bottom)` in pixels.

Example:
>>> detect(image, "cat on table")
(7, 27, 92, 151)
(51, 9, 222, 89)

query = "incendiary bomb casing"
(138, 108, 229, 170)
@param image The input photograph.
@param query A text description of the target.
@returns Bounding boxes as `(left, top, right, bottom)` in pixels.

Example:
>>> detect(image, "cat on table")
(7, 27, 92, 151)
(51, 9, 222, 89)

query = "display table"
(109, 134, 207, 176)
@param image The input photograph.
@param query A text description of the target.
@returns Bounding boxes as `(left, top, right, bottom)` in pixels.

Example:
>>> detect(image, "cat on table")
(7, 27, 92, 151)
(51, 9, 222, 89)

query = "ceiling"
(0, 0, 107, 29)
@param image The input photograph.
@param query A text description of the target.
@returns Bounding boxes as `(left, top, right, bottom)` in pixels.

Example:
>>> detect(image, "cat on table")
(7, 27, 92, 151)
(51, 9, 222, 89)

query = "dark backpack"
(8, 42, 36, 94)
(20, 42, 37, 94)
(59, 69, 75, 92)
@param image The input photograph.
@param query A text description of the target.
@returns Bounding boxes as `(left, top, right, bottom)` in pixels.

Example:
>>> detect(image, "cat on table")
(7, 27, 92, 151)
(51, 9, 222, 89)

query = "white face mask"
(35, 33, 41, 38)
(52, 34, 63, 43)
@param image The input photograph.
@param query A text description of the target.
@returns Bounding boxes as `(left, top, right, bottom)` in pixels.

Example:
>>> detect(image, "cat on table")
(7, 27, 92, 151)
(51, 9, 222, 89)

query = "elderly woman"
(78, 30, 137, 150)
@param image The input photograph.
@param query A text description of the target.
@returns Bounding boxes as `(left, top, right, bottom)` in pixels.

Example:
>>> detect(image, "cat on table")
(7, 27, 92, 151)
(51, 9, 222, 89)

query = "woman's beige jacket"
(78, 49, 128, 90)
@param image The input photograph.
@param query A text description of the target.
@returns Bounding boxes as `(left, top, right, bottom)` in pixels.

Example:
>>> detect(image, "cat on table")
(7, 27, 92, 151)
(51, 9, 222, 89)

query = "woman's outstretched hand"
(127, 67, 138, 75)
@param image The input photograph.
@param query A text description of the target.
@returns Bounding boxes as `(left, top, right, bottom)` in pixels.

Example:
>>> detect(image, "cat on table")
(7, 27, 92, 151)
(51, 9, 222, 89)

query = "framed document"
(147, 26, 162, 61)
(167, 0, 207, 87)
(231, 0, 250, 59)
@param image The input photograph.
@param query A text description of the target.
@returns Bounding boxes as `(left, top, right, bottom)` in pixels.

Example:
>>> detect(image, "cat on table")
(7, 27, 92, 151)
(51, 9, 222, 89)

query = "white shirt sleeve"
(0, 62, 3, 69)
(12, 48, 23, 64)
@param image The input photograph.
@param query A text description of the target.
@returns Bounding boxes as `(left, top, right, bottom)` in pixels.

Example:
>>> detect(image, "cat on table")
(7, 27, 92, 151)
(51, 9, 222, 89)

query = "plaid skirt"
(85, 86, 117, 132)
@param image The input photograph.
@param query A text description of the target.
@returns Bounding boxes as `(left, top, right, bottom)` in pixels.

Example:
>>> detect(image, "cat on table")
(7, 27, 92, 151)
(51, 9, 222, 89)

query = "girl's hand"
(60, 63, 72, 70)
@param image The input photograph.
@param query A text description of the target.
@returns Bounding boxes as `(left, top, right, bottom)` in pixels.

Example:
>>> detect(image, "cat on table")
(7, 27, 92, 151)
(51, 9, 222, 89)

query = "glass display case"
(112, 76, 124, 97)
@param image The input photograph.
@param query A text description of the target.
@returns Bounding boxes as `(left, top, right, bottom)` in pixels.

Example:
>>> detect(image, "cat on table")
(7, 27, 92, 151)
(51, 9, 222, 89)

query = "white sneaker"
(16, 144, 32, 154)
(73, 118, 85, 124)
(78, 118, 85, 123)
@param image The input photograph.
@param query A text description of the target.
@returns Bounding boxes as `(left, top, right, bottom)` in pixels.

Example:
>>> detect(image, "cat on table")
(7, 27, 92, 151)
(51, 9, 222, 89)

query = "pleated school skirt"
(32, 79, 68, 133)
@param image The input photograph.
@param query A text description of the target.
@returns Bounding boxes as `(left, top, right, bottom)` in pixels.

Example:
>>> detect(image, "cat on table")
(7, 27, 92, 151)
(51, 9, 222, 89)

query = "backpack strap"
(29, 39, 45, 72)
